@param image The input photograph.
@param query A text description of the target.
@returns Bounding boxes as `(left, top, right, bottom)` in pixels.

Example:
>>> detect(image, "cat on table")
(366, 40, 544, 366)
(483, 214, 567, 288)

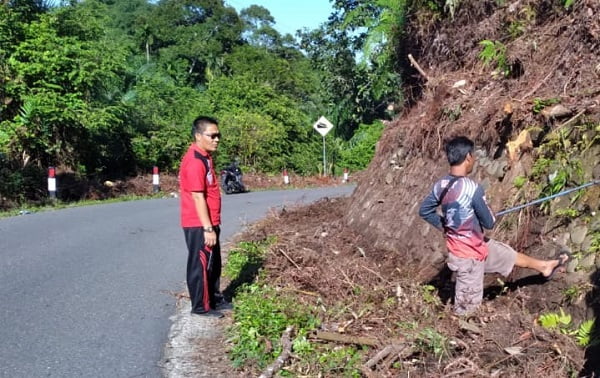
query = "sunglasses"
(203, 133, 221, 140)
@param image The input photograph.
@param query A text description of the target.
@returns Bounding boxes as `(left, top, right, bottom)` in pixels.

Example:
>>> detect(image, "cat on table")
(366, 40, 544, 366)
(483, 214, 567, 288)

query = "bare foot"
(541, 253, 570, 278)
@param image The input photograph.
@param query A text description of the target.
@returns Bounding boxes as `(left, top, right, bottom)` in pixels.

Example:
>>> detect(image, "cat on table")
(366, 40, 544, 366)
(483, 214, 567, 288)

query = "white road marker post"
(48, 167, 57, 199)
(283, 169, 290, 185)
(152, 166, 160, 193)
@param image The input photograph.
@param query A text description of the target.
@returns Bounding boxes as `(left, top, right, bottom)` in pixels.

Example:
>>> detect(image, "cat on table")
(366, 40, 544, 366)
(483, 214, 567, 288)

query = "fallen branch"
(554, 108, 587, 132)
(282, 287, 319, 297)
(443, 357, 481, 377)
(314, 331, 379, 346)
(361, 265, 388, 283)
(259, 326, 294, 378)
(364, 343, 409, 369)
(278, 248, 300, 269)
(408, 54, 430, 82)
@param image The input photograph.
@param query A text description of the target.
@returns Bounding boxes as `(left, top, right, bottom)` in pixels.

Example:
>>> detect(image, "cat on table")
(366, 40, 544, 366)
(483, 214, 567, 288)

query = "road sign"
(313, 116, 334, 137)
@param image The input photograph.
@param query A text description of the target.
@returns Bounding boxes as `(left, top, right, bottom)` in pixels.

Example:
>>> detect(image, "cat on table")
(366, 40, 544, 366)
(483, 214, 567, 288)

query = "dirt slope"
(242, 1, 599, 376)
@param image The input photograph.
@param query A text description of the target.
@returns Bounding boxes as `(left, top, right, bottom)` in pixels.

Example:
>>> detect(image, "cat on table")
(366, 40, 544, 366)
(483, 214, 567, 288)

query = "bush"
(338, 120, 385, 172)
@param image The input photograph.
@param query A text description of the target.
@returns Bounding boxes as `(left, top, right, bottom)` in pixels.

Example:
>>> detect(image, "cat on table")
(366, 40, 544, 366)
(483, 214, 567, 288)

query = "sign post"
(312, 116, 334, 176)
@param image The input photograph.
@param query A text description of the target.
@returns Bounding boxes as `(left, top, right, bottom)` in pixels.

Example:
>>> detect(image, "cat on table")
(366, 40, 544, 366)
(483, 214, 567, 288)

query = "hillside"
(231, 0, 600, 376)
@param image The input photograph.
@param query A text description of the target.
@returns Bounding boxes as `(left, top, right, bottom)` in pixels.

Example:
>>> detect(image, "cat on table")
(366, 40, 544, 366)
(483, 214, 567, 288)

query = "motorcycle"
(220, 162, 246, 194)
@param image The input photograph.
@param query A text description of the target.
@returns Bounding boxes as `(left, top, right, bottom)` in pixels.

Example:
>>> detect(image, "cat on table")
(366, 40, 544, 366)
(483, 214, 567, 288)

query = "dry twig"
(259, 326, 294, 378)
(408, 54, 431, 82)
(314, 331, 379, 346)
(278, 248, 301, 269)
(364, 343, 413, 371)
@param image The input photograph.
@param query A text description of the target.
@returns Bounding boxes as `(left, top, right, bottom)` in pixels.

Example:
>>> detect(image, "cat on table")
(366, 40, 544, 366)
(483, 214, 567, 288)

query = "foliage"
(575, 319, 595, 347)
(1, 0, 401, 206)
(564, 0, 575, 10)
(421, 284, 441, 306)
(554, 208, 580, 219)
(227, 284, 320, 369)
(532, 97, 560, 114)
(590, 232, 600, 253)
(299, 0, 405, 138)
(478, 39, 510, 77)
(338, 121, 385, 172)
(538, 308, 572, 331)
(316, 346, 364, 377)
(513, 175, 527, 189)
(444, 0, 461, 19)
(223, 239, 272, 281)
(416, 328, 448, 359)
(539, 310, 597, 347)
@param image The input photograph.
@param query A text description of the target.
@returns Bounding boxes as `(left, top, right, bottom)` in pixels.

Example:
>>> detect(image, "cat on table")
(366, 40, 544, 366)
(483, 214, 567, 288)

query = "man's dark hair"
(445, 136, 474, 166)
(191, 116, 218, 138)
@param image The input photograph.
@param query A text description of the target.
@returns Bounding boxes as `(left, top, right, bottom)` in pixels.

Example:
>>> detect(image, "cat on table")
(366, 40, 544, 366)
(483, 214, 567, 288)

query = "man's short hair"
(191, 116, 218, 138)
(445, 136, 474, 166)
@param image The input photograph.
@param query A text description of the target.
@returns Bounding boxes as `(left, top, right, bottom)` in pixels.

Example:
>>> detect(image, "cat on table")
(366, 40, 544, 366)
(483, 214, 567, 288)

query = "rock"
(485, 160, 507, 179)
(459, 319, 482, 334)
(452, 79, 467, 88)
(477, 156, 491, 167)
(480, 178, 491, 191)
(566, 257, 579, 273)
(474, 149, 488, 160)
(579, 254, 596, 269)
(541, 104, 572, 119)
(554, 234, 570, 246)
(551, 194, 571, 213)
(581, 235, 593, 252)
(527, 127, 544, 144)
(590, 216, 600, 232)
(385, 172, 394, 185)
(420, 223, 430, 237)
(564, 271, 587, 285)
(570, 226, 588, 245)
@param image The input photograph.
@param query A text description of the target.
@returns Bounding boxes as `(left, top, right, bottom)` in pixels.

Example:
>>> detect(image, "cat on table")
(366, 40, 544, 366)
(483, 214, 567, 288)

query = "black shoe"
(215, 301, 233, 310)
(192, 310, 224, 318)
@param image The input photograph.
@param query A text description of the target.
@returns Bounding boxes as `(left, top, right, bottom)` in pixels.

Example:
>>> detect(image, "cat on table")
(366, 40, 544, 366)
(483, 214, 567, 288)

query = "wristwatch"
(204, 226, 214, 233)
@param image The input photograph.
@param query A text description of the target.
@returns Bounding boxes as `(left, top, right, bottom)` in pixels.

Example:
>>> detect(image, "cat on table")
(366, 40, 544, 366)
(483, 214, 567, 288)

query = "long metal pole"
(496, 180, 600, 217)
(322, 135, 326, 176)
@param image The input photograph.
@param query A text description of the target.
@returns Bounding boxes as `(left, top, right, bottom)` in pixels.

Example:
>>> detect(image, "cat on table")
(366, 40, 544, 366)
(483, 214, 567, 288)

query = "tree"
(145, 0, 244, 86)
(2, 2, 133, 173)
(298, 0, 405, 138)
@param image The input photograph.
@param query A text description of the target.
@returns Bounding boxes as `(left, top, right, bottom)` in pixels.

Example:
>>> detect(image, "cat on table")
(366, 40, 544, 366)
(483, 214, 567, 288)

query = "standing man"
(419, 136, 569, 316)
(179, 116, 224, 318)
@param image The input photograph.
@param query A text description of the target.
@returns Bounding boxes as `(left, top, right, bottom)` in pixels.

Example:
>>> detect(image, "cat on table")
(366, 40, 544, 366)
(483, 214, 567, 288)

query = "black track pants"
(183, 227, 221, 313)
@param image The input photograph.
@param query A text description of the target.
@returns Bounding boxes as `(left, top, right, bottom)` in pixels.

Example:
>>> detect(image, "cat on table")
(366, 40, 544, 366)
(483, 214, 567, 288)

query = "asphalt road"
(0, 185, 354, 378)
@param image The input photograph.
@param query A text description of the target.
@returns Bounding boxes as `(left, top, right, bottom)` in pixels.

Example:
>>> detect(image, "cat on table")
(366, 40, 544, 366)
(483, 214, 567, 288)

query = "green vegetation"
(228, 284, 320, 369)
(512, 175, 527, 189)
(416, 328, 449, 360)
(0, 0, 400, 210)
(564, 0, 575, 10)
(478, 40, 510, 77)
(532, 97, 560, 114)
(539, 309, 597, 347)
(338, 121, 386, 172)
(223, 238, 273, 283)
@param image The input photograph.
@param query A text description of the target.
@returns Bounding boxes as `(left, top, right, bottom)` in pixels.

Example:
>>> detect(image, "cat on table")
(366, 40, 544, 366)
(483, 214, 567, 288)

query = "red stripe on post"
(49, 167, 56, 178)
(153, 166, 159, 175)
